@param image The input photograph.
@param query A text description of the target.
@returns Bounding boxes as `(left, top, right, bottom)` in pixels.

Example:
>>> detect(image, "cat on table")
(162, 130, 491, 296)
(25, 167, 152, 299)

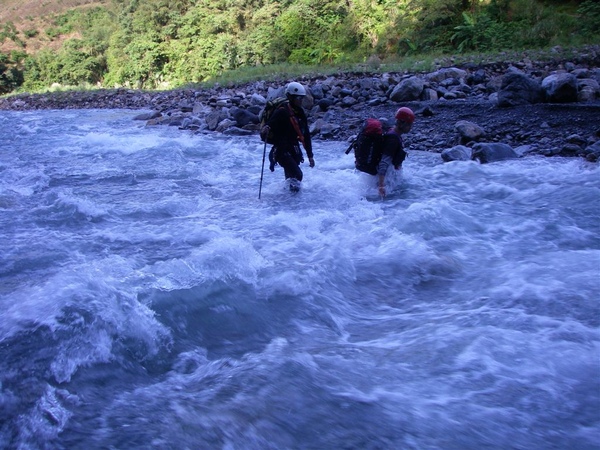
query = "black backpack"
(259, 97, 288, 144)
(345, 118, 384, 175)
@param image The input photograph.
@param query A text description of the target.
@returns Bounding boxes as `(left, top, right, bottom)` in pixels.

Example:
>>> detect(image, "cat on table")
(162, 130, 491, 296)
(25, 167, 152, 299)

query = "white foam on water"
(1, 109, 598, 449)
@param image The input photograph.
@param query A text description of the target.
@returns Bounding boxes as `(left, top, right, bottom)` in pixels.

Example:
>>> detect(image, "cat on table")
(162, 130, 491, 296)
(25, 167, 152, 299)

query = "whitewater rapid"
(1, 109, 599, 449)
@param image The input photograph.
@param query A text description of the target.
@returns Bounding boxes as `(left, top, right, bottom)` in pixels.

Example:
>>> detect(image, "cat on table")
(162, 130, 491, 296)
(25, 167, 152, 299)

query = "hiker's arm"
(305, 136, 315, 167)
(378, 174, 386, 196)
(304, 137, 314, 159)
(299, 112, 314, 164)
(392, 145, 407, 169)
(377, 154, 393, 177)
(377, 154, 393, 196)
(260, 125, 270, 141)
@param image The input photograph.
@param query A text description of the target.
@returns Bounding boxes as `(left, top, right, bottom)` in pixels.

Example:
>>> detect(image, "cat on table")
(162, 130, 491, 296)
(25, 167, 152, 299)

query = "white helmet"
(285, 81, 306, 96)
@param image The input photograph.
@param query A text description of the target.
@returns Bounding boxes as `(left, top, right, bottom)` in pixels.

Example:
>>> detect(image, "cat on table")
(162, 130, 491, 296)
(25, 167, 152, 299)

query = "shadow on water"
(146, 280, 307, 360)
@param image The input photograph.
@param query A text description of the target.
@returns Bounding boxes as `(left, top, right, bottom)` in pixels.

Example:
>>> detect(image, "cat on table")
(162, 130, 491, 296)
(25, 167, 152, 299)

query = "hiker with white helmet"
(260, 81, 315, 193)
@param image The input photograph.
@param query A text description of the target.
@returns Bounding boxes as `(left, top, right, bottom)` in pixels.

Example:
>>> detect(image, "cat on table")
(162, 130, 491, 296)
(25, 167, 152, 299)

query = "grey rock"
(582, 140, 600, 161)
(577, 78, 600, 102)
(231, 107, 259, 127)
(390, 76, 424, 102)
(541, 73, 578, 103)
(426, 68, 467, 83)
(441, 145, 472, 162)
(472, 142, 519, 163)
(133, 111, 161, 121)
(498, 73, 544, 107)
(455, 120, 486, 144)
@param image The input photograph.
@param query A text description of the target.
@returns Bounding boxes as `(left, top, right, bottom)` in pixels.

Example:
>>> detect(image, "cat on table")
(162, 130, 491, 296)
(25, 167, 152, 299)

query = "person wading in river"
(376, 107, 414, 197)
(260, 82, 315, 193)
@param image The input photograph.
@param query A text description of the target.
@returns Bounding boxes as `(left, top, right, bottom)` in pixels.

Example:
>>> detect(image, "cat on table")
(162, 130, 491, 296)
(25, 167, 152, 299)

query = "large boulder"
(310, 84, 326, 99)
(582, 140, 600, 162)
(426, 67, 467, 84)
(497, 73, 544, 107)
(133, 111, 161, 121)
(541, 73, 578, 103)
(467, 68, 488, 85)
(577, 78, 600, 102)
(472, 142, 519, 163)
(441, 145, 472, 162)
(390, 76, 424, 102)
(266, 86, 285, 100)
(455, 120, 485, 144)
(230, 107, 259, 127)
(250, 93, 267, 106)
(310, 119, 340, 138)
(205, 109, 228, 131)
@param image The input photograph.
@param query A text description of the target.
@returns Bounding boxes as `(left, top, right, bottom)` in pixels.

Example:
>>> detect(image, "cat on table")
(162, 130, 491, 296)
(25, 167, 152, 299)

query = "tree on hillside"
(0, 51, 24, 93)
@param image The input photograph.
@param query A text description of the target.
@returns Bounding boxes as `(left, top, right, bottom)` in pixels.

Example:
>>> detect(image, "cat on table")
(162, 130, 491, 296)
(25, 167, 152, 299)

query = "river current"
(1, 109, 599, 449)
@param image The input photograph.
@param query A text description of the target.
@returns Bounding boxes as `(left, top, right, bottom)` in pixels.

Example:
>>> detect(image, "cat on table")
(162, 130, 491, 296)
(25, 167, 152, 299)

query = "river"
(1, 109, 599, 449)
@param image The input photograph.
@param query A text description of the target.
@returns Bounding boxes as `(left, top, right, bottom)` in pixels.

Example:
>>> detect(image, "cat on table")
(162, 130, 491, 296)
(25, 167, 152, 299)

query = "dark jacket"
(377, 129, 406, 176)
(267, 101, 313, 161)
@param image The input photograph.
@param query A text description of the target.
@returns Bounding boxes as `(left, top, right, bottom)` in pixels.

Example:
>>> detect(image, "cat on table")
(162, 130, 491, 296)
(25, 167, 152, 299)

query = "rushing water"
(1, 109, 599, 450)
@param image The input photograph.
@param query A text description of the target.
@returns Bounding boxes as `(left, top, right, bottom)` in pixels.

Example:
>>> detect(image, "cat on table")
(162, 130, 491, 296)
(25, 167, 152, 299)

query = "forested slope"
(1, 0, 599, 94)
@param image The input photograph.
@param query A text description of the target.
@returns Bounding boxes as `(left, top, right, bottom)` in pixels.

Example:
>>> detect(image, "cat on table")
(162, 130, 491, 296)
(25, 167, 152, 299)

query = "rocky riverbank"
(2, 46, 600, 161)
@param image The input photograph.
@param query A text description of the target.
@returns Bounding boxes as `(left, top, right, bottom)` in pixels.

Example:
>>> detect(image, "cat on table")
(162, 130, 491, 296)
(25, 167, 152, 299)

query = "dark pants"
(275, 145, 303, 181)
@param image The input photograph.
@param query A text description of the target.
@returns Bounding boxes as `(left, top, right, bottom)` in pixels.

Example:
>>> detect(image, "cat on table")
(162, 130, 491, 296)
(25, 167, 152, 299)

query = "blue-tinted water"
(1, 109, 599, 449)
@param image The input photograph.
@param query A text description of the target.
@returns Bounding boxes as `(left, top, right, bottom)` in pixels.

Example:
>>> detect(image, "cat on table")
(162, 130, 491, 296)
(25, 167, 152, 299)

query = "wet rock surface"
(2, 48, 599, 161)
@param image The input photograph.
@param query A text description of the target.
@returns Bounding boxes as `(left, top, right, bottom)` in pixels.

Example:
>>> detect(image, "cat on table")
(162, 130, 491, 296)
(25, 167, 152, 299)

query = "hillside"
(0, 0, 104, 53)
(0, 0, 100, 21)
(1, 0, 598, 95)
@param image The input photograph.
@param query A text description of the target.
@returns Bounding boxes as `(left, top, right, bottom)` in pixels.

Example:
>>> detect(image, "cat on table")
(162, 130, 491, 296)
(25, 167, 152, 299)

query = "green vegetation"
(0, 0, 599, 94)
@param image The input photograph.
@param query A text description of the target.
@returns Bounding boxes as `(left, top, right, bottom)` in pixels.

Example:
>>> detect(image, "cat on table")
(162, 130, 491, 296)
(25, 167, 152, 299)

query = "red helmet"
(395, 107, 415, 124)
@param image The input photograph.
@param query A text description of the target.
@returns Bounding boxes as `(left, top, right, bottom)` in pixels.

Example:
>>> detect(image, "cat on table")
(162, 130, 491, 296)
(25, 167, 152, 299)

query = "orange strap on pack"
(287, 103, 306, 149)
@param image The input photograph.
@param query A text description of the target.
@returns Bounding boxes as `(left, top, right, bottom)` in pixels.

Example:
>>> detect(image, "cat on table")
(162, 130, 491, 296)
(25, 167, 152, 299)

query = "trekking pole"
(258, 141, 267, 199)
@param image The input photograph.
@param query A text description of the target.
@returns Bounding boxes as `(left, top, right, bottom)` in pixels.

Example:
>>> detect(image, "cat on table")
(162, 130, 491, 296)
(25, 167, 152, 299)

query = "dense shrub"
(0, 52, 24, 93)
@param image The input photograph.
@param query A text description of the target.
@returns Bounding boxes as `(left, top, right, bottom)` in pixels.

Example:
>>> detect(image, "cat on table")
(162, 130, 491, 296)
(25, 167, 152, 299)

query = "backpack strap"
(384, 129, 408, 166)
(286, 103, 306, 149)
(385, 128, 401, 139)
(384, 129, 404, 149)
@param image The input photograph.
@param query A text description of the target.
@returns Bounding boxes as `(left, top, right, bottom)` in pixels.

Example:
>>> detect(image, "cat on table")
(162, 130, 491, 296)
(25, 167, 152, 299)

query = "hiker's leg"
(277, 151, 303, 182)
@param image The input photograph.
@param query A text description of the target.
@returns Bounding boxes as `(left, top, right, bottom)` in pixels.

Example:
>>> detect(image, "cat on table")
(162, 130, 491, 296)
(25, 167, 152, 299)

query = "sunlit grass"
(1, 81, 100, 98)
(185, 44, 598, 90)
